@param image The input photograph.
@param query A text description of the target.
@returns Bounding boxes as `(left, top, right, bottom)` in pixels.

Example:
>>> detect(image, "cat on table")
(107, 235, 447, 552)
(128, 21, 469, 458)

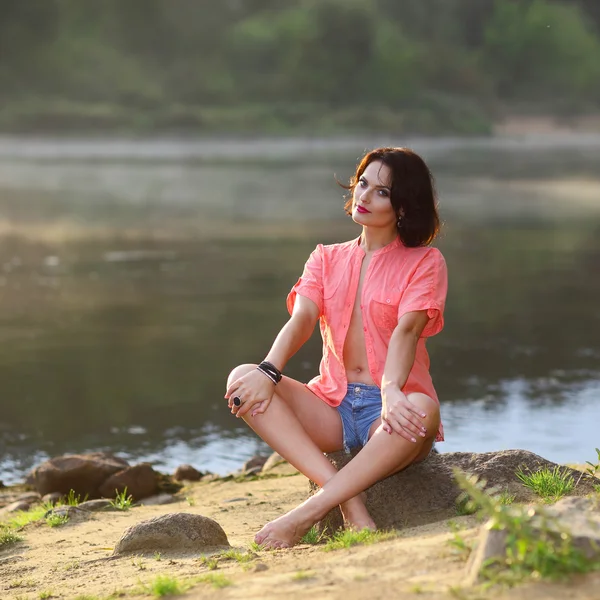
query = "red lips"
(356, 205, 371, 214)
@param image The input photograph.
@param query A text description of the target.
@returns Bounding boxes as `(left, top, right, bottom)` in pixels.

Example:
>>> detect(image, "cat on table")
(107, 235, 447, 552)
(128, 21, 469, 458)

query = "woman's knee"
(407, 393, 440, 434)
(227, 363, 257, 386)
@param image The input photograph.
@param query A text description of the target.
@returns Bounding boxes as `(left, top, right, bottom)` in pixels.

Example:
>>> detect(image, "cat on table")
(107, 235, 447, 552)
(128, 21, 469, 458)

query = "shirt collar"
(353, 234, 402, 256)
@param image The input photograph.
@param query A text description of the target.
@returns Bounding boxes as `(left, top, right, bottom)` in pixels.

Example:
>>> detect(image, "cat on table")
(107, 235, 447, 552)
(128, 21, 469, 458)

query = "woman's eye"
(378, 189, 388, 197)
(359, 179, 367, 187)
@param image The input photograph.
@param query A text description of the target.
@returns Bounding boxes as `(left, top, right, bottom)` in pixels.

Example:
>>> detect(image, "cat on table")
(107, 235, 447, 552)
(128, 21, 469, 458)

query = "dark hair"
(340, 147, 440, 247)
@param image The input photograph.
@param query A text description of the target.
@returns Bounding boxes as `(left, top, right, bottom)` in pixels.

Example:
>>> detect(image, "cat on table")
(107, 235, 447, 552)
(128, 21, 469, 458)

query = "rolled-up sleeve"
(397, 248, 448, 337)
(286, 244, 324, 316)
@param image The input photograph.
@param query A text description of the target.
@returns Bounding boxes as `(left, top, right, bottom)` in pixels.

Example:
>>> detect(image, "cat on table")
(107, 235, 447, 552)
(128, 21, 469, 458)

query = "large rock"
(465, 496, 600, 584)
(27, 453, 130, 498)
(113, 513, 229, 555)
(98, 463, 158, 501)
(310, 450, 598, 533)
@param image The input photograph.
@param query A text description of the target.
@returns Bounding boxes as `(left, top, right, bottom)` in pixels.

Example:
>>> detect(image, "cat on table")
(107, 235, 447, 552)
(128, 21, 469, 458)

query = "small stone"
(113, 513, 229, 555)
(2, 501, 31, 513)
(42, 492, 65, 506)
(78, 499, 115, 512)
(173, 465, 203, 482)
(261, 452, 286, 473)
(222, 497, 246, 504)
(254, 562, 268, 572)
(243, 455, 268, 472)
(138, 494, 176, 506)
(16, 492, 41, 503)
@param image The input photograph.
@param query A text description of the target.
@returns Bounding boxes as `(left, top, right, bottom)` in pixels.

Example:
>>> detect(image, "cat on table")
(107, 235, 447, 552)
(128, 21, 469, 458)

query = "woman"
(225, 147, 448, 549)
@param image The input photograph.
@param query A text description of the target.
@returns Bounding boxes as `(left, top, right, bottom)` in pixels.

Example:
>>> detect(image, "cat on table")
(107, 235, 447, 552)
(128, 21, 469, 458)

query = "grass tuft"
(219, 548, 255, 563)
(145, 575, 185, 597)
(516, 465, 574, 501)
(0, 528, 23, 547)
(197, 573, 232, 589)
(292, 570, 315, 581)
(323, 528, 396, 551)
(46, 514, 69, 527)
(454, 468, 600, 583)
(301, 525, 325, 545)
(109, 487, 134, 511)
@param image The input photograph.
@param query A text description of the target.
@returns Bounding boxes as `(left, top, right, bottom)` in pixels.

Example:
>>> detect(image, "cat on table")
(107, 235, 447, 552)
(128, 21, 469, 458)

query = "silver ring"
(233, 396, 242, 407)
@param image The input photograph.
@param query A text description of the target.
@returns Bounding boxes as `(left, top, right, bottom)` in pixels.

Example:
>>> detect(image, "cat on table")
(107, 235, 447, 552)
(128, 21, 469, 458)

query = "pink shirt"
(287, 236, 448, 441)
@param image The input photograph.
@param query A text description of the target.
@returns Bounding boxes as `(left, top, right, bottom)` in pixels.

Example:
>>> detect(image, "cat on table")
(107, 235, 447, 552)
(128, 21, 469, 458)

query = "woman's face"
(351, 160, 397, 230)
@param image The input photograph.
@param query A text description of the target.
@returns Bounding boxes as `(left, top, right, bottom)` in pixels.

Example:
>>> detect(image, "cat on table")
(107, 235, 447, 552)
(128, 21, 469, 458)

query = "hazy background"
(0, 0, 599, 483)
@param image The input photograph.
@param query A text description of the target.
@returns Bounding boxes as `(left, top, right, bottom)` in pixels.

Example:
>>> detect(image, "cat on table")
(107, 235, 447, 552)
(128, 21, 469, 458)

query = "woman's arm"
(225, 295, 319, 418)
(264, 295, 320, 371)
(380, 310, 430, 442)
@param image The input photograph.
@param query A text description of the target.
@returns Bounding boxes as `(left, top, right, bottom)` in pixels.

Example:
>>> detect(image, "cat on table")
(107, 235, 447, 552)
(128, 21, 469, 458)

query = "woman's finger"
(395, 407, 426, 436)
(225, 378, 242, 400)
(251, 399, 270, 417)
(236, 397, 261, 418)
(385, 414, 418, 442)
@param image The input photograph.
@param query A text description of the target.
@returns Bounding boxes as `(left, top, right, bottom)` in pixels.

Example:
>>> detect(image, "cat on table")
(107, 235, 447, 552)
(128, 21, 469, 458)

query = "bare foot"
(340, 493, 376, 531)
(254, 507, 315, 549)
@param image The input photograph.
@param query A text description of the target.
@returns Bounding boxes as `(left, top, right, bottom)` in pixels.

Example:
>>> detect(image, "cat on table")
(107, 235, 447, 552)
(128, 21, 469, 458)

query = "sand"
(1, 464, 599, 600)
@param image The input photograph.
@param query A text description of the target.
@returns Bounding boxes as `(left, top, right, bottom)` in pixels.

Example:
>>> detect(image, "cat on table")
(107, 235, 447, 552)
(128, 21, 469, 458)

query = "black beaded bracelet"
(257, 360, 283, 384)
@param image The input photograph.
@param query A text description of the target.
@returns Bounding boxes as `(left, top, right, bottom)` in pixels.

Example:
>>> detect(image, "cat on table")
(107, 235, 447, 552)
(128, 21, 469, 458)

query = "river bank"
(1, 456, 599, 600)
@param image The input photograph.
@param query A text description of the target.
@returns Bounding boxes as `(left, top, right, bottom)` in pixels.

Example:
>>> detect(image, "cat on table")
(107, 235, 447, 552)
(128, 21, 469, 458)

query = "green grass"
(292, 570, 315, 581)
(0, 528, 23, 547)
(219, 549, 255, 563)
(198, 556, 219, 570)
(109, 487, 134, 511)
(323, 528, 396, 551)
(196, 574, 232, 589)
(145, 575, 185, 597)
(6, 505, 48, 528)
(65, 489, 88, 506)
(454, 468, 600, 583)
(39, 592, 54, 599)
(46, 514, 69, 527)
(516, 465, 575, 501)
(301, 525, 325, 545)
(497, 489, 517, 505)
(248, 541, 262, 552)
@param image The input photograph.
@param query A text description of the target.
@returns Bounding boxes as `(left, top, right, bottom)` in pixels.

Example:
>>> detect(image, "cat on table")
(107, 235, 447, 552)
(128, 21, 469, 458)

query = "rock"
(42, 492, 64, 506)
(1, 500, 32, 514)
(465, 496, 600, 584)
(254, 562, 269, 572)
(98, 463, 158, 501)
(137, 494, 176, 506)
(16, 492, 41, 504)
(261, 452, 286, 473)
(78, 499, 115, 512)
(28, 453, 129, 498)
(311, 450, 598, 534)
(243, 455, 268, 472)
(46, 505, 91, 521)
(173, 464, 203, 482)
(112, 513, 230, 555)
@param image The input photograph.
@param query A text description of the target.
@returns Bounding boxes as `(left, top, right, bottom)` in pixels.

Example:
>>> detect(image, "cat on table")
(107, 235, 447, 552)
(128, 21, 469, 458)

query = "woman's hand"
(225, 368, 276, 418)
(381, 383, 427, 443)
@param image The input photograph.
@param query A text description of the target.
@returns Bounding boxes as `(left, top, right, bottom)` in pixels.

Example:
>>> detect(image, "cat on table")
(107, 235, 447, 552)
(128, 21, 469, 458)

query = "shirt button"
(368, 348, 372, 353)
(386, 298, 391, 303)
(363, 327, 367, 332)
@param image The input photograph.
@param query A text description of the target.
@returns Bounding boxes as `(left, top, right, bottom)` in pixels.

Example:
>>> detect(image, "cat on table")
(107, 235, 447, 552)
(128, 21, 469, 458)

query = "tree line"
(1, 0, 599, 134)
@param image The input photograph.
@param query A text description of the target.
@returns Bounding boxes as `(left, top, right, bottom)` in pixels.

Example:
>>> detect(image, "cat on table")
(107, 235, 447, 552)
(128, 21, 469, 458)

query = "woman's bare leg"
(227, 364, 374, 530)
(254, 393, 440, 548)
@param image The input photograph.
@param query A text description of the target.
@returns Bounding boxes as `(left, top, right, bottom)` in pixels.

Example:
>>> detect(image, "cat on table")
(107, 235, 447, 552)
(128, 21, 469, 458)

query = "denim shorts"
(336, 383, 382, 453)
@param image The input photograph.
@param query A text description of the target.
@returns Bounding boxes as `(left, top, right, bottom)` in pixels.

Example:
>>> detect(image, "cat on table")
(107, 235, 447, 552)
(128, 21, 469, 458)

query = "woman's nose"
(359, 188, 370, 203)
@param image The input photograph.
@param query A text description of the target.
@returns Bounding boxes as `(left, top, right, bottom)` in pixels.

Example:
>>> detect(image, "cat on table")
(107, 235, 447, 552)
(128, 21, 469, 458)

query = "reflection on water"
(0, 136, 599, 484)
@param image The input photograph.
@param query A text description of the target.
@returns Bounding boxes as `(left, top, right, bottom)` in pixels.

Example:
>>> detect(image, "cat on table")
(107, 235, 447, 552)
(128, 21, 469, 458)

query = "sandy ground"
(1, 464, 599, 600)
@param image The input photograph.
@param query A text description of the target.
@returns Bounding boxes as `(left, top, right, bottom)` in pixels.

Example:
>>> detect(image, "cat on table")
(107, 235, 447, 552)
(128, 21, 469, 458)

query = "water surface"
(0, 135, 599, 483)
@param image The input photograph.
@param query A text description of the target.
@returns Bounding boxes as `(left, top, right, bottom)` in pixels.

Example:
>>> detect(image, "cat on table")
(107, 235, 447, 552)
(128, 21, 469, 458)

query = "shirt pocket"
(370, 295, 401, 332)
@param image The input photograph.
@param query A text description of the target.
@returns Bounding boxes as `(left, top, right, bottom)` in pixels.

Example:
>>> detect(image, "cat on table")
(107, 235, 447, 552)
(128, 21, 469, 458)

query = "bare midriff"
(343, 253, 377, 386)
